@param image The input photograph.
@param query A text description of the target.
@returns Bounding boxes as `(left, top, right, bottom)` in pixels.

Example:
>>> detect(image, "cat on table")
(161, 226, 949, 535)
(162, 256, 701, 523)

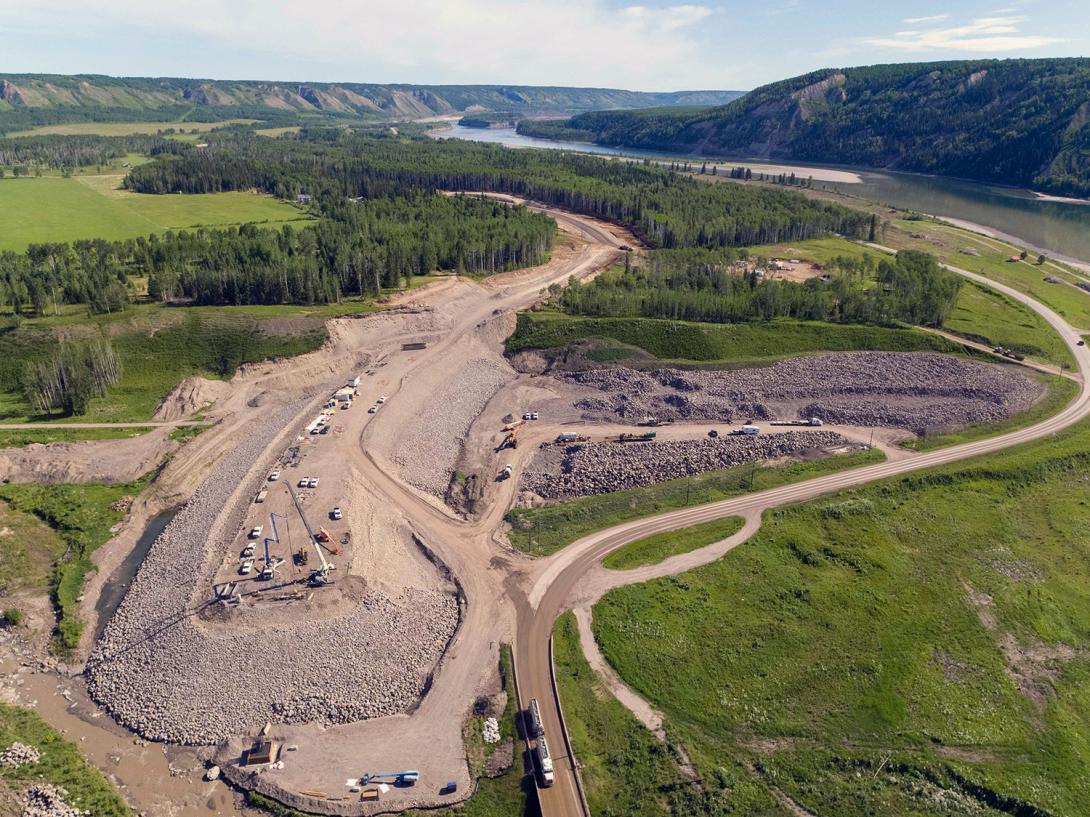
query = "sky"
(0, 0, 1086, 91)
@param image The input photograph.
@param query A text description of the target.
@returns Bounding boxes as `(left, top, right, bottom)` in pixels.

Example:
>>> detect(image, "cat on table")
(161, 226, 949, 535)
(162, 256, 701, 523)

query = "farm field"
(593, 420, 1090, 817)
(6, 119, 258, 138)
(0, 174, 312, 251)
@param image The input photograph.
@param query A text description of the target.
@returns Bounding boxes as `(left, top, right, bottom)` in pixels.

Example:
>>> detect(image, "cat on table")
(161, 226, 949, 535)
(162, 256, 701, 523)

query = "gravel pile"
(22, 784, 87, 817)
(523, 431, 849, 499)
(87, 405, 458, 745)
(392, 356, 512, 494)
(0, 743, 40, 768)
(562, 353, 1042, 434)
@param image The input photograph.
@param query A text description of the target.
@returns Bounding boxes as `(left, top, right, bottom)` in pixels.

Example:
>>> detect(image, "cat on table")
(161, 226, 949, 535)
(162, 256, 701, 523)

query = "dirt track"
(3, 200, 1085, 817)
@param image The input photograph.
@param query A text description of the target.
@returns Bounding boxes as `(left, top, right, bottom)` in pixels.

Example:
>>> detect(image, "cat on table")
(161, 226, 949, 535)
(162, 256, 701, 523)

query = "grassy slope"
(602, 516, 745, 570)
(0, 477, 150, 652)
(508, 313, 966, 366)
(885, 218, 1090, 330)
(0, 310, 331, 423)
(0, 426, 154, 447)
(593, 422, 1090, 817)
(0, 704, 131, 816)
(0, 174, 312, 251)
(506, 449, 883, 557)
(0, 500, 66, 597)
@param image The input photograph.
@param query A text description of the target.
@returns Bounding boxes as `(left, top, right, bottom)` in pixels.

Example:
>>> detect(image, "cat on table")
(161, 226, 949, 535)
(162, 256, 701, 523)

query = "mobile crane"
(286, 482, 334, 586)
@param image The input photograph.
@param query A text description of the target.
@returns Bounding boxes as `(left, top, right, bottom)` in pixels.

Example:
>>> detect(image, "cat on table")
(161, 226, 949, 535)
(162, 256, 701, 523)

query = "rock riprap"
(562, 352, 1042, 434)
(86, 405, 458, 745)
(523, 431, 850, 499)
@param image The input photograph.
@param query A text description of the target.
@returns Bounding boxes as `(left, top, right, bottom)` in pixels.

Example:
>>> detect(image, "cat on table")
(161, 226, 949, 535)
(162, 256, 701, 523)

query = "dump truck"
(731, 425, 761, 436)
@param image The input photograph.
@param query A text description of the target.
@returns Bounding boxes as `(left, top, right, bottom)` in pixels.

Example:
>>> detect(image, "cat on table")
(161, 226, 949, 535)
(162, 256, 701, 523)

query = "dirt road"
(513, 249, 1090, 817)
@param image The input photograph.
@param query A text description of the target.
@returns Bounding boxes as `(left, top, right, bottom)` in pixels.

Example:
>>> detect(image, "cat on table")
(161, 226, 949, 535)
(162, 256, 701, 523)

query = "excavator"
(497, 424, 520, 452)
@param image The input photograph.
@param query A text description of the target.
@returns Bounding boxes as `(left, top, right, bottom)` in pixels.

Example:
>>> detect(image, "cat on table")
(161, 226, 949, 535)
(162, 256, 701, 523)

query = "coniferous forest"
(0, 129, 868, 313)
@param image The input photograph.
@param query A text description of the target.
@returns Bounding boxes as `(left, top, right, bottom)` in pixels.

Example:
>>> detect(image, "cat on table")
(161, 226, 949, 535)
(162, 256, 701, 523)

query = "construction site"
(0, 200, 1074, 817)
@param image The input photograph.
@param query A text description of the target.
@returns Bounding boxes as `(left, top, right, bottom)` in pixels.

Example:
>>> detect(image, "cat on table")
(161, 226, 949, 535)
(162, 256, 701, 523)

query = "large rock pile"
(392, 356, 512, 495)
(523, 431, 850, 499)
(87, 405, 458, 745)
(22, 784, 87, 817)
(563, 352, 1042, 434)
(0, 742, 40, 768)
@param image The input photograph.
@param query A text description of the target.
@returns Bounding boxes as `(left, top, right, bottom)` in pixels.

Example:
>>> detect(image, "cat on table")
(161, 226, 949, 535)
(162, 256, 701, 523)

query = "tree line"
(124, 131, 873, 249)
(0, 194, 554, 313)
(0, 134, 186, 172)
(557, 248, 962, 328)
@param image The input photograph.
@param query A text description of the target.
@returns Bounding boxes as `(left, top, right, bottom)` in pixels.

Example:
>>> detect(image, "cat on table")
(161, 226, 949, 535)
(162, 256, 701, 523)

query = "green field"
(0, 174, 312, 251)
(0, 705, 131, 816)
(886, 219, 1090, 329)
(0, 476, 150, 652)
(945, 280, 1075, 368)
(602, 516, 746, 570)
(506, 449, 883, 557)
(6, 119, 258, 138)
(592, 421, 1090, 817)
(507, 313, 968, 366)
(551, 613, 716, 817)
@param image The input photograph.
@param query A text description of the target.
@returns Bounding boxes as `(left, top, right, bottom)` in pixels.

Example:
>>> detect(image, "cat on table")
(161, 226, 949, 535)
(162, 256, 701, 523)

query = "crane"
(359, 771, 419, 787)
(286, 482, 334, 587)
(258, 512, 288, 580)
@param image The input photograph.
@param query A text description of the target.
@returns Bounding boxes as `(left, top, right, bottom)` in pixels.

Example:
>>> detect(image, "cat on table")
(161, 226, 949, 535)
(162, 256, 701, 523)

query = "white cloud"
(902, 14, 949, 25)
(622, 4, 713, 31)
(0, 0, 728, 90)
(865, 14, 1061, 52)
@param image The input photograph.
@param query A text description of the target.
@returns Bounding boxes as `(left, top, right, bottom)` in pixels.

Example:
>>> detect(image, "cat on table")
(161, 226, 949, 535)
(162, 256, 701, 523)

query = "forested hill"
(0, 74, 743, 131)
(531, 58, 1090, 197)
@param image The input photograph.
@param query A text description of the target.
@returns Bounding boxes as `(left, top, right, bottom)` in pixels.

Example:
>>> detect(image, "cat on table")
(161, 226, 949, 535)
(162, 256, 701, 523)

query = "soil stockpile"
(86, 406, 458, 745)
(561, 352, 1042, 434)
(523, 431, 850, 499)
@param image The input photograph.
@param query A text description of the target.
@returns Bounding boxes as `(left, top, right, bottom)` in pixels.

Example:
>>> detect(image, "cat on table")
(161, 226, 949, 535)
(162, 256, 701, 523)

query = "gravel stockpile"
(0, 742, 40, 768)
(562, 353, 1042, 434)
(523, 431, 850, 499)
(22, 784, 87, 817)
(392, 356, 512, 494)
(86, 405, 458, 745)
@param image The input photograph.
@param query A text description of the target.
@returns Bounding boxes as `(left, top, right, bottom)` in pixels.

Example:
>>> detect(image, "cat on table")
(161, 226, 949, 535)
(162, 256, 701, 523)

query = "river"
(438, 124, 1090, 266)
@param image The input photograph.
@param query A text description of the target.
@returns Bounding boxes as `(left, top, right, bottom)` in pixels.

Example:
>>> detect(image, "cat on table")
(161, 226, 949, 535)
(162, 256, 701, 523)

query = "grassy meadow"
(6, 119, 258, 138)
(0, 173, 312, 251)
(592, 421, 1090, 817)
(602, 516, 746, 570)
(0, 705, 131, 816)
(0, 477, 149, 653)
(507, 313, 968, 366)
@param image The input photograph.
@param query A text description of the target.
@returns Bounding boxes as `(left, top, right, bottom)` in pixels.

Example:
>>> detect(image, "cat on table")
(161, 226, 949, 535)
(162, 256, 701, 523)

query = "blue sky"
(0, 0, 1086, 91)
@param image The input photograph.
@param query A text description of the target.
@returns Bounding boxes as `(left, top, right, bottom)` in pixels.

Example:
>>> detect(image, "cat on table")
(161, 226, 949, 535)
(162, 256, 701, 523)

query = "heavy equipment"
(359, 771, 419, 787)
(286, 483, 334, 586)
(257, 512, 287, 580)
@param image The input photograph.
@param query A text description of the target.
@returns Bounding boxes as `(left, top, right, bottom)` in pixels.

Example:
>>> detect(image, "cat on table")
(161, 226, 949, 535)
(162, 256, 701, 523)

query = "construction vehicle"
(286, 483, 334, 586)
(771, 417, 823, 427)
(638, 417, 669, 427)
(498, 423, 521, 451)
(258, 513, 287, 580)
(534, 736, 555, 787)
(731, 424, 761, 436)
(502, 419, 525, 432)
(555, 432, 589, 444)
(255, 489, 268, 503)
(498, 464, 513, 481)
(360, 771, 419, 787)
(316, 526, 341, 555)
(617, 431, 657, 443)
(526, 698, 544, 737)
